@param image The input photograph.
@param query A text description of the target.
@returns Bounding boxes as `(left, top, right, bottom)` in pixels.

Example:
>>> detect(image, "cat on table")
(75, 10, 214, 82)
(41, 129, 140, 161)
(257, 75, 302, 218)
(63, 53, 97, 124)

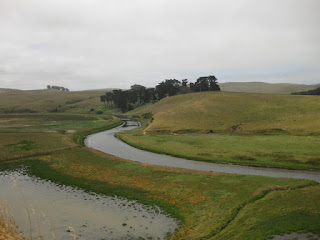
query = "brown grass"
(0, 204, 23, 240)
(129, 91, 320, 135)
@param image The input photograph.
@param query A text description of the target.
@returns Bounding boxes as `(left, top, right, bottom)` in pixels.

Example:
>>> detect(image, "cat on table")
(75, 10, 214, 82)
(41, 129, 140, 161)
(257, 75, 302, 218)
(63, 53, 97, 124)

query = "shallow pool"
(0, 168, 178, 240)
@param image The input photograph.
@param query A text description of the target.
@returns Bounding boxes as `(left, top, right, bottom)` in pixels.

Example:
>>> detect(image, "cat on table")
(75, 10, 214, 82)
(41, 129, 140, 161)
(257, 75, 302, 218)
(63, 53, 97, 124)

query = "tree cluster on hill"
(291, 87, 320, 95)
(47, 85, 70, 91)
(100, 75, 220, 112)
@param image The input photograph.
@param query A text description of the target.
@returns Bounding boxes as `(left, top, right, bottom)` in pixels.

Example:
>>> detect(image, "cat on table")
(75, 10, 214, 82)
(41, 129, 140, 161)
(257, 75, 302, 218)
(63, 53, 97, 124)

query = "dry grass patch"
(0, 204, 23, 240)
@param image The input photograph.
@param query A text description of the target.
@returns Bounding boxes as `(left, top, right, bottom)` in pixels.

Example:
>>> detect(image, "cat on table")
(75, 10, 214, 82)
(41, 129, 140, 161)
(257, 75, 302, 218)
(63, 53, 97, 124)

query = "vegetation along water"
(0, 86, 319, 239)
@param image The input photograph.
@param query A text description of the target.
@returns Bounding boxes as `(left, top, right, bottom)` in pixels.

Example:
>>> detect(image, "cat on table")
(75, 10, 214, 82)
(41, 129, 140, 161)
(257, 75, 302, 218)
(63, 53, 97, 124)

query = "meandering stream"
(85, 122, 320, 183)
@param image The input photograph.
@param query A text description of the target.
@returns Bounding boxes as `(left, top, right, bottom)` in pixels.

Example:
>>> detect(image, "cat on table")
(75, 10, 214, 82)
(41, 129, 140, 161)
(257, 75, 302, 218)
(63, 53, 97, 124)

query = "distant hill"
(0, 88, 109, 113)
(219, 82, 320, 94)
(129, 91, 320, 135)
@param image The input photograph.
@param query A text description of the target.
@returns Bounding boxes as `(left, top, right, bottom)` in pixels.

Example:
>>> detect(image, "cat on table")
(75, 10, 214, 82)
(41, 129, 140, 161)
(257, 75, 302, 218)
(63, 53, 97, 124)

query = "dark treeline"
(47, 85, 70, 91)
(100, 75, 220, 112)
(291, 87, 320, 95)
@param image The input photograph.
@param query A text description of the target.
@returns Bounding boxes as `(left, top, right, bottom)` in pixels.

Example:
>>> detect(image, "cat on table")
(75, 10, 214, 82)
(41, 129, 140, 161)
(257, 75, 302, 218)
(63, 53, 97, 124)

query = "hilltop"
(219, 82, 320, 94)
(0, 88, 111, 114)
(129, 91, 320, 135)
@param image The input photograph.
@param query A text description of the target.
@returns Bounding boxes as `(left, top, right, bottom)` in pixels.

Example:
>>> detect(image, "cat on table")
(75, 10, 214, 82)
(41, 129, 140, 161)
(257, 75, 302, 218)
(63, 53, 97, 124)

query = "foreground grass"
(0, 205, 23, 240)
(1, 148, 319, 239)
(0, 113, 319, 239)
(214, 185, 320, 239)
(117, 128, 320, 170)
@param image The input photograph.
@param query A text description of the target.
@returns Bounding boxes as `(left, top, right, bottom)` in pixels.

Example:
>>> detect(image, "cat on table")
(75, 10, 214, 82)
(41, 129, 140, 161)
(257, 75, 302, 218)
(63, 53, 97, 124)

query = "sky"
(0, 0, 319, 90)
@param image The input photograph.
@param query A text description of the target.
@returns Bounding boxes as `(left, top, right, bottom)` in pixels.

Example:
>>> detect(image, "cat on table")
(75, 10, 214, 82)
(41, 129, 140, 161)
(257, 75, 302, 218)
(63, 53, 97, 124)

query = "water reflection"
(0, 168, 178, 240)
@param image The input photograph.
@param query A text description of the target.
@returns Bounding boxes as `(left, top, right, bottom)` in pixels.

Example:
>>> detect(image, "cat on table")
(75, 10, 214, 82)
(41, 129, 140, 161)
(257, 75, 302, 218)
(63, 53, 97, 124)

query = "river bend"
(85, 123, 320, 183)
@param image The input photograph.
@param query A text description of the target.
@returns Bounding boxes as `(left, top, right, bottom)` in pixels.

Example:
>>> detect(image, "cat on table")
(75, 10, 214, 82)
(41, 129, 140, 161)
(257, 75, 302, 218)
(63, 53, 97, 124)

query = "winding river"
(85, 121, 320, 183)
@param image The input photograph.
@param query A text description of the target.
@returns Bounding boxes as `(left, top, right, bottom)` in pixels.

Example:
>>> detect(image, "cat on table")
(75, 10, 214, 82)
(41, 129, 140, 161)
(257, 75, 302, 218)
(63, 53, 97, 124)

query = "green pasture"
(0, 91, 319, 239)
(219, 82, 320, 95)
(117, 128, 320, 170)
(1, 148, 318, 240)
(0, 113, 122, 160)
(0, 88, 113, 114)
(0, 132, 74, 161)
(129, 91, 320, 135)
(214, 185, 320, 239)
(0, 113, 119, 132)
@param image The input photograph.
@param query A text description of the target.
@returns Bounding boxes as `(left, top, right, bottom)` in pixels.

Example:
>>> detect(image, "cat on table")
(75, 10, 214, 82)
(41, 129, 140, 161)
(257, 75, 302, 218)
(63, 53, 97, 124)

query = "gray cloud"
(0, 0, 319, 90)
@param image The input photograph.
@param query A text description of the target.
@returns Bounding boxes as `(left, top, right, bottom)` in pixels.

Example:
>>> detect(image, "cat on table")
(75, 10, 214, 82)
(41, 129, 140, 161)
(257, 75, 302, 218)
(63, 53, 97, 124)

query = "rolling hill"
(129, 91, 320, 135)
(0, 88, 110, 113)
(219, 82, 320, 94)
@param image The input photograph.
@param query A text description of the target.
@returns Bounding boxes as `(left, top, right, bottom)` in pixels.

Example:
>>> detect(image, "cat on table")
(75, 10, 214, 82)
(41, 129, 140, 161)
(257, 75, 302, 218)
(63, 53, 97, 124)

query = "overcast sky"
(0, 0, 319, 90)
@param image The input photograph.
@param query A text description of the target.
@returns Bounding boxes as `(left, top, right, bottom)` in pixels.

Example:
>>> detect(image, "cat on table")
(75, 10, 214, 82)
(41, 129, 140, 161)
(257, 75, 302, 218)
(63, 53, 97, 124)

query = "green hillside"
(120, 92, 320, 170)
(129, 91, 320, 135)
(220, 82, 320, 94)
(0, 88, 112, 114)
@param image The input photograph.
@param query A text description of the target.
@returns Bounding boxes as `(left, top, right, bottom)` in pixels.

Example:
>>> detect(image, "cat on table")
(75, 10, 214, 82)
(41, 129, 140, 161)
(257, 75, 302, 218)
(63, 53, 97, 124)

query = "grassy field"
(129, 91, 320, 135)
(117, 128, 320, 170)
(0, 88, 117, 114)
(1, 149, 319, 240)
(214, 185, 320, 239)
(219, 82, 320, 95)
(0, 113, 122, 161)
(123, 91, 320, 170)
(0, 92, 319, 239)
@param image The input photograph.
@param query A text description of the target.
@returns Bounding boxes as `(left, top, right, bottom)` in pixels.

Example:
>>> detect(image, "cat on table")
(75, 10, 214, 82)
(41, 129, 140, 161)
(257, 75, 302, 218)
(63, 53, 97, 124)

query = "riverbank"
(2, 149, 320, 239)
(86, 124, 320, 182)
(117, 126, 320, 171)
(1, 114, 320, 239)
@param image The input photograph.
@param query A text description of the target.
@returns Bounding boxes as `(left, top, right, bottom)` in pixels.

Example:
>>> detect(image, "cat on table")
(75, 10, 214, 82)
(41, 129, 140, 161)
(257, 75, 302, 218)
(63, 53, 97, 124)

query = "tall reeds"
(0, 202, 23, 240)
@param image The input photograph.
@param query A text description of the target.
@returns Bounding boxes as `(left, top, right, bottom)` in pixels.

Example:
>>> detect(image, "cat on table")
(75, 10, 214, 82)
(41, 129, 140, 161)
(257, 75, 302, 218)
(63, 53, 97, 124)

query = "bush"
(95, 110, 103, 114)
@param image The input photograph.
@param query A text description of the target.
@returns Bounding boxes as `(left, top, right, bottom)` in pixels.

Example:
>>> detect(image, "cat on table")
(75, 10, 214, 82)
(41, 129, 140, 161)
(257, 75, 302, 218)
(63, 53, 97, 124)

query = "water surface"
(0, 168, 178, 240)
(85, 123, 320, 183)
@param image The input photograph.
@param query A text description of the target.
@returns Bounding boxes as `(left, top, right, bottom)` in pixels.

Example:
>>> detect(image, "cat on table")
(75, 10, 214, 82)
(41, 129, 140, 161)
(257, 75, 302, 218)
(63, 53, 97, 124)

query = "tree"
(100, 95, 107, 107)
(130, 84, 146, 103)
(105, 92, 113, 106)
(98, 75, 220, 112)
(194, 75, 220, 92)
(292, 87, 320, 95)
(181, 79, 187, 87)
(195, 77, 210, 92)
(147, 88, 157, 102)
(155, 79, 181, 99)
(181, 79, 190, 94)
(208, 75, 220, 91)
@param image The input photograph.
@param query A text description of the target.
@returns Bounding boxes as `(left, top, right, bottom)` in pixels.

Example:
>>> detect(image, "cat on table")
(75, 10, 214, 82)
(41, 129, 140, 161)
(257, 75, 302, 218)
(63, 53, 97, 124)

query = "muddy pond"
(0, 168, 178, 240)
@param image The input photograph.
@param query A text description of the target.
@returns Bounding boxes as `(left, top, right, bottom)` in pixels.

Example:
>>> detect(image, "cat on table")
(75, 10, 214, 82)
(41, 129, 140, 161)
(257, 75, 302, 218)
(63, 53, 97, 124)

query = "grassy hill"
(129, 91, 320, 135)
(121, 92, 320, 170)
(0, 88, 112, 114)
(219, 82, 320, 94)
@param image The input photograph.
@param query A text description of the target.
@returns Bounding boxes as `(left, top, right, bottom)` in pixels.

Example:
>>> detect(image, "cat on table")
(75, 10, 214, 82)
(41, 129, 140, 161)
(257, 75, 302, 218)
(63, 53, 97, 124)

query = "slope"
(0, 88, 110, 114)
(219, 82, 320, 94)
(129, 91, 320, 135)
